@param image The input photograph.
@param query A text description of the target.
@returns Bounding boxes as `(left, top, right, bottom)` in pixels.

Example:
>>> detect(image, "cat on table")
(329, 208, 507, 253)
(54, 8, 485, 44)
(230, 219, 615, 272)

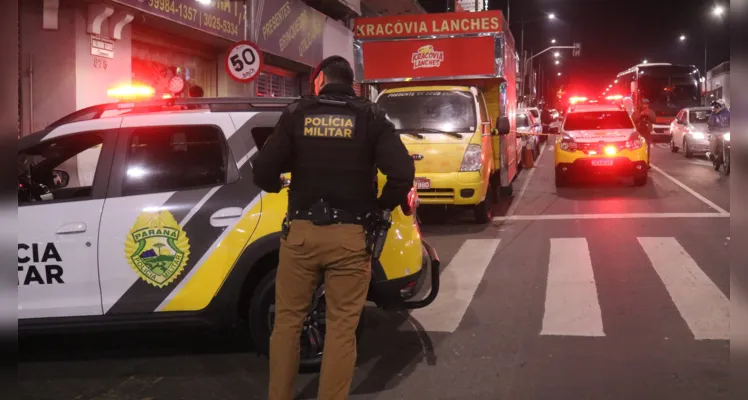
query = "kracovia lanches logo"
(125, 210, 190, 288)
(412, 45, 444, 69)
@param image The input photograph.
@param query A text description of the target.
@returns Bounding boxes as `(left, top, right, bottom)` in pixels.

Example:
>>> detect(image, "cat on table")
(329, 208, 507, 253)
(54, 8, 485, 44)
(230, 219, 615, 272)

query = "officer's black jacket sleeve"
(373, 110, 415, 211)
(252, 106, 295, 193)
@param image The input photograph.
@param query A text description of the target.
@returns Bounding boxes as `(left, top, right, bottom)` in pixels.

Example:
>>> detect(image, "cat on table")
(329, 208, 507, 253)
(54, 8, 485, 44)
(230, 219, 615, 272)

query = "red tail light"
(625, 135, 643, 150)
(403, 188, 419, 216)
(559, 136, 578, 152)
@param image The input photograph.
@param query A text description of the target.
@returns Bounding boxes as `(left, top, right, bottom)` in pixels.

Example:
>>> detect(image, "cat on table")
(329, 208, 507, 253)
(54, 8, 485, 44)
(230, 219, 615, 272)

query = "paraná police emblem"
(125, 210, 190, 288)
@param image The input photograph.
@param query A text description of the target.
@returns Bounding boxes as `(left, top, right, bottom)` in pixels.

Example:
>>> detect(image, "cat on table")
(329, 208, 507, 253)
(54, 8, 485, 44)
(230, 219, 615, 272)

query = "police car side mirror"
(496, 116, 510, 136)
(51, 170, 69, 188)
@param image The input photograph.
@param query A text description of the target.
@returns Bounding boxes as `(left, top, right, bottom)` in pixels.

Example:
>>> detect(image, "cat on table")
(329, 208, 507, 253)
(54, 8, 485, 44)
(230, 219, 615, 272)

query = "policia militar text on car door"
(17, 95, 440, 369)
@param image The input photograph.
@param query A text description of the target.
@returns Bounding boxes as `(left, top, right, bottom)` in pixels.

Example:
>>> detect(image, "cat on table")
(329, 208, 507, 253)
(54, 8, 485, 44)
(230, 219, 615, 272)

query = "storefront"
(253, 0, 326, 97)
(112, 0, 246, 99)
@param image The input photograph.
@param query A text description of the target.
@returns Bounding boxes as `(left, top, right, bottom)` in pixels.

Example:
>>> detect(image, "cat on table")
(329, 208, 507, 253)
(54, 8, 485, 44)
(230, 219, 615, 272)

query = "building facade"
(705, 61, 729, 108)
(19, 0, 420, 136)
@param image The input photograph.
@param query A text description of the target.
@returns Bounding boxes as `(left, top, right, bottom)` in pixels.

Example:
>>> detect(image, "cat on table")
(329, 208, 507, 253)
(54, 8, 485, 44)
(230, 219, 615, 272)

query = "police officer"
(251, 56, 415, 400)
(632, 98, 656, 166)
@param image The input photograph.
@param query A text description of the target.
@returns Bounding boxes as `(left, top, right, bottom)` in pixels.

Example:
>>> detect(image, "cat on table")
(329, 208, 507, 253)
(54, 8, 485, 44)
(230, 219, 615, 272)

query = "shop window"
(132, 40, 216, 98)
(256, 72, 298, 97)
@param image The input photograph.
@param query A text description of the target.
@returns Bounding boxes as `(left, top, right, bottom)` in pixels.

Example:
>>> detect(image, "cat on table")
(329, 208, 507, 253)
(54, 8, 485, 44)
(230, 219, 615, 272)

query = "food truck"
(353, 10, 519, 223)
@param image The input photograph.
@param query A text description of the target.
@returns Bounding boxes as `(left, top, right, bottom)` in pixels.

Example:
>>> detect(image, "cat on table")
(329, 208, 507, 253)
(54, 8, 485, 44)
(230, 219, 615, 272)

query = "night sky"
(419, 0, 730, 99)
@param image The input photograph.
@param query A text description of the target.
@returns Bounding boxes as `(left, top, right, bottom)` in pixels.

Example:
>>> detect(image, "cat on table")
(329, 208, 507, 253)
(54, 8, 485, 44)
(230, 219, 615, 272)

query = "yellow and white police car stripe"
(105, 113, 280, 315)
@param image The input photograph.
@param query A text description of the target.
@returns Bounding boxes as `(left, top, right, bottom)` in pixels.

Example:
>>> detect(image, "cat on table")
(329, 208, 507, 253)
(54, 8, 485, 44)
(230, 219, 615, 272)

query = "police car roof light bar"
(47, 97, 300, 129)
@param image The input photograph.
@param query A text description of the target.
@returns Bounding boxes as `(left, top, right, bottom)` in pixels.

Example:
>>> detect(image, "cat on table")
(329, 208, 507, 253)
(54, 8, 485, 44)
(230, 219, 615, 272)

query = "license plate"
(591, 159, 614, 166)
(415, 178, 431, 190)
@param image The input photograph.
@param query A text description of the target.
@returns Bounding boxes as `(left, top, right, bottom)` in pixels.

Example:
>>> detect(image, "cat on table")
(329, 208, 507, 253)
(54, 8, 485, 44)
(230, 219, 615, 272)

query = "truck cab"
(353, 10, 519, 223)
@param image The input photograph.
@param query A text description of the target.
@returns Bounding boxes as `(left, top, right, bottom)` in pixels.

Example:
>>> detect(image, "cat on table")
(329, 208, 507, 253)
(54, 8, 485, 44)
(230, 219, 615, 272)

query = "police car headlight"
(689, 131, 706, 140)
(724, 132, 730, 142)
(460, 144, 483, 172)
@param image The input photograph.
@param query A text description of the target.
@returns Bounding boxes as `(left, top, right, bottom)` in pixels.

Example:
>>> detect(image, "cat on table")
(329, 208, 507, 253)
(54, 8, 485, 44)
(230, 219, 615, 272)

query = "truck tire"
(249, 269, 364, 372)
(474, 183, 494, 223)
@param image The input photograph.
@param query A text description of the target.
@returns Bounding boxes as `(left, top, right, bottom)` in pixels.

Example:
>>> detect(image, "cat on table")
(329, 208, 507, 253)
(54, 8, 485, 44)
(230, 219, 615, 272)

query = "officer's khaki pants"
(268, 220, 371, 400)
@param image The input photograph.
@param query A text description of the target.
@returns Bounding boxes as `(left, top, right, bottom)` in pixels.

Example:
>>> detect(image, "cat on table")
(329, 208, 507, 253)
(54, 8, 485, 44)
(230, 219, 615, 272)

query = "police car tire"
(554, 171, 568, 187)
(248, 269, 364, 372)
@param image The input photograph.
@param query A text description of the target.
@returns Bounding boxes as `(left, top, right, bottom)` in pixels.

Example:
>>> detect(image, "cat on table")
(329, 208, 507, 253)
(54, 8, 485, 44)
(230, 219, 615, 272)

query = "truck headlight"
(724, 132, 730, 141)
(460, 144, 483, 172)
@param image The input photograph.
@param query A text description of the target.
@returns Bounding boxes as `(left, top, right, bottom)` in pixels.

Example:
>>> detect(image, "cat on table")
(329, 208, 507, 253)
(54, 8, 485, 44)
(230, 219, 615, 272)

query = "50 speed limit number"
(225, 41, 263, 83)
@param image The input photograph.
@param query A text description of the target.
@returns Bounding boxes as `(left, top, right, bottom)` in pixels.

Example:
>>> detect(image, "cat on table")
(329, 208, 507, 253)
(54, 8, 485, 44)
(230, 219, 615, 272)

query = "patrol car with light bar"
(554, 102, 649, 187)
(17, 84, 440, 369)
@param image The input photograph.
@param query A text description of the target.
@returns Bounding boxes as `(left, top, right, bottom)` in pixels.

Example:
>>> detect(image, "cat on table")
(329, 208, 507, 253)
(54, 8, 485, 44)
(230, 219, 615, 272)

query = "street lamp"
(679, 34, 686, 41)
(557, 72, 562, 76)
(555, 60, 560, 65)
(554, 52, 560, 58)
(643, 59, 648, 64)
(705, 4, 727, 79)
(614, 79, 618, 83)
(551, 38, 556, 44)
(518, 12, 557, 103)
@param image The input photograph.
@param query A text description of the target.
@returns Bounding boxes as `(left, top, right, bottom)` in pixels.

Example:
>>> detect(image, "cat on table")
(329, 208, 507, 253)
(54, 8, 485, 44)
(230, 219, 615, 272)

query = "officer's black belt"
(289, 208, 366, 225)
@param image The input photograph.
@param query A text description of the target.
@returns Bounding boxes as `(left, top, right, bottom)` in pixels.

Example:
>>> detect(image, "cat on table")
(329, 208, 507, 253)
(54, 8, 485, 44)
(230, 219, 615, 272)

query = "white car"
(516, 109, 541, 160)
(669, 107, 712, 158)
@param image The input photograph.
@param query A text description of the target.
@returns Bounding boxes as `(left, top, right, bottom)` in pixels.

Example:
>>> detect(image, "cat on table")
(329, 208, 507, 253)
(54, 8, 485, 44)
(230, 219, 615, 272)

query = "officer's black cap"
(310, 56, 354, 92)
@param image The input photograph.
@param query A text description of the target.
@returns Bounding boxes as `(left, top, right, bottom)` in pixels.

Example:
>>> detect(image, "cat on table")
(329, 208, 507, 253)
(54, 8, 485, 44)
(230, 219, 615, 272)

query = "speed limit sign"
(225, 41, 263, 83)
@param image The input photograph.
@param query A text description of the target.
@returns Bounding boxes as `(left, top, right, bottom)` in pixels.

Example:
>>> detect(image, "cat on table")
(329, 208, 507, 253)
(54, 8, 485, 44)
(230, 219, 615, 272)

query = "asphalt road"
(19, 141, 730, 400)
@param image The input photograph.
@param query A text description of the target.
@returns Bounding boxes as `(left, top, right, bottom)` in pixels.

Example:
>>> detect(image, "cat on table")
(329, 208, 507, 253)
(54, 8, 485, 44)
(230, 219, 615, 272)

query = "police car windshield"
(377, 91, 477, 133)
(563, 111, 634, 131)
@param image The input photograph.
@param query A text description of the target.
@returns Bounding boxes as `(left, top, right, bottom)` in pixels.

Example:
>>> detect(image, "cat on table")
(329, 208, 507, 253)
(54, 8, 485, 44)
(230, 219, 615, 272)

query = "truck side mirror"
(496, 116, 510, 135)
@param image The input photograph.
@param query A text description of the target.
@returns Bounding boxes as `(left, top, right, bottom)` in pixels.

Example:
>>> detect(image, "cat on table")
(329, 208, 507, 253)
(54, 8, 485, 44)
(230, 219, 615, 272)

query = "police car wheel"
(249, 269, 363, 372)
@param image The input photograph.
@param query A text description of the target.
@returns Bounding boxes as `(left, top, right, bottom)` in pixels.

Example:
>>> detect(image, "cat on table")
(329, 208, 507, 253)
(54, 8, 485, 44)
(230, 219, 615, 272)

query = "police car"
(18, 85, 439, 368)
(553, 103, 649, 187)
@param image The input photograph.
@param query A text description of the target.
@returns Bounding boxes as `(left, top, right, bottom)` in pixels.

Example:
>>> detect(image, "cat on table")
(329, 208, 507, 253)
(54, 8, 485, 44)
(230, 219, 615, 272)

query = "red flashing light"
(569, 96, 588, 104)
(605, 95, 623, 101)
(604, 146, 617, 156)
(107, 83, 156, 101)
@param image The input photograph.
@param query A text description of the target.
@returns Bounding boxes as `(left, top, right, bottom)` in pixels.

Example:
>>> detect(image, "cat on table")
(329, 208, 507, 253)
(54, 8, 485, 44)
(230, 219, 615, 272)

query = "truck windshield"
(564, 111, 634, 131)
(377, 91, 477, 133)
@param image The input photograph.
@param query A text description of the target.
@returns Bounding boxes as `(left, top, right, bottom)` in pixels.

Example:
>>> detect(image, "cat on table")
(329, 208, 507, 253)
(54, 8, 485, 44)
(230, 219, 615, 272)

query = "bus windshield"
(377, 91, 477, 133)
(637, 66, 701, 115)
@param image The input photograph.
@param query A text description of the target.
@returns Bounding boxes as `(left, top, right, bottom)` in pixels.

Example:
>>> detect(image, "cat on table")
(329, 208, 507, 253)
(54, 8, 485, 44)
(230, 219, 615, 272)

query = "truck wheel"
(249, 270, 364, 372)
(499, 184, 513, 196)
(474, 184, 494, 224)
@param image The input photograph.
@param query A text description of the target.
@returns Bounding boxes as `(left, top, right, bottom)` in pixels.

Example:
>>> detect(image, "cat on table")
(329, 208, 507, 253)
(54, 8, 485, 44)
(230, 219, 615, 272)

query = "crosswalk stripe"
(541, 238, 605, 337)
(638, 237, 729, 340)
(657, 143, 670, 149)
(408, 238, 501, 333)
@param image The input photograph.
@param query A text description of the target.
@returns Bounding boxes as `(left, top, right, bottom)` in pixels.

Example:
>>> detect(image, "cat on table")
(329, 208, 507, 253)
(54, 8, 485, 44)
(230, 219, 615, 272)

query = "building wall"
(74, 11, 133, 112)
(20, 0, 77, 133)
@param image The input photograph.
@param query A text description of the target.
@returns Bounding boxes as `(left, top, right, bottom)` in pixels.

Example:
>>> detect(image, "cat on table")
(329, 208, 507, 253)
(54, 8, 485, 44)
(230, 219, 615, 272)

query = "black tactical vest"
(287, 94, 380, 215)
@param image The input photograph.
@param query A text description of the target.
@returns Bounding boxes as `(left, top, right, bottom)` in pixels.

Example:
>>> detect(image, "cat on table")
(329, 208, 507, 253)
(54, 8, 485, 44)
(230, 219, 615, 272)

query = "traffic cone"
(522, 146, 534, 168)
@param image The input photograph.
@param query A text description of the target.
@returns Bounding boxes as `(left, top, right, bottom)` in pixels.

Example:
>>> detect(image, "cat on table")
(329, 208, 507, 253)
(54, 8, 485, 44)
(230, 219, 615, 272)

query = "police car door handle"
(56, 222, 87, 235)
(210, 207, 243, 228)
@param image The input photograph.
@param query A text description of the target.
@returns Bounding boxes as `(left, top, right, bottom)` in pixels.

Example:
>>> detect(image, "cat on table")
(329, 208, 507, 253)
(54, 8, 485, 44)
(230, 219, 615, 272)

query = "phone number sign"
(112, 0, 244, 42)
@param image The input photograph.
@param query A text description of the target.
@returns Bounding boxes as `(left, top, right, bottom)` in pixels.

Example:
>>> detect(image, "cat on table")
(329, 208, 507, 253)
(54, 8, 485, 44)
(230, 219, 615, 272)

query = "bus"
(614, 63, 702, 139)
